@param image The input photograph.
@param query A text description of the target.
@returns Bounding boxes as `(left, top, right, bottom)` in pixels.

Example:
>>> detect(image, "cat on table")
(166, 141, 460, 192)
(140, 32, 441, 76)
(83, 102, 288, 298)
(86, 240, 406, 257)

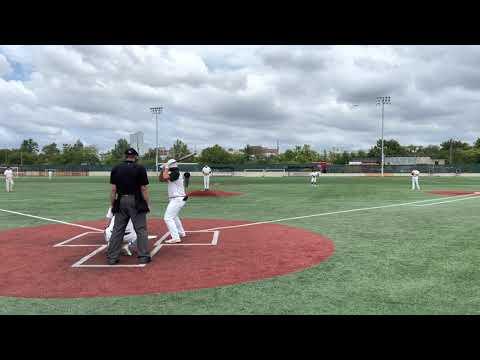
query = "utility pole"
(376, 96, 391, 177)
(449, 139, 453, 164)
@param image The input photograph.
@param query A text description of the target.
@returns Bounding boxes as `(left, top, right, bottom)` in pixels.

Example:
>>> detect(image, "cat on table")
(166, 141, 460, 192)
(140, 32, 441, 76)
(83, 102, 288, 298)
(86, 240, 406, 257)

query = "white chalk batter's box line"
(53, 230, 220, 268)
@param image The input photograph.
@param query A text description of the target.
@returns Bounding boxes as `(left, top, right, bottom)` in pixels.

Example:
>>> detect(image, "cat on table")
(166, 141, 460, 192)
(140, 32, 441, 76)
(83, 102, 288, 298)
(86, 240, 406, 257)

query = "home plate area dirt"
(0, 218, 335, 298)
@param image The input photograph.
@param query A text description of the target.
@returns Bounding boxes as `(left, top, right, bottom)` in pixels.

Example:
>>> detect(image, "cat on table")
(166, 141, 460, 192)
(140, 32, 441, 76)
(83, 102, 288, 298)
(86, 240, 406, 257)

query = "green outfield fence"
(7, 163, 480, 174)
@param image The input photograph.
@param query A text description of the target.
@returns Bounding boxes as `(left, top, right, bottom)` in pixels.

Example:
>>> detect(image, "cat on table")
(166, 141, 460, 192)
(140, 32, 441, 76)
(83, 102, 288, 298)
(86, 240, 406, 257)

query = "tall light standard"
(376, 96, 391, 177)
(150, 106, 163, 176)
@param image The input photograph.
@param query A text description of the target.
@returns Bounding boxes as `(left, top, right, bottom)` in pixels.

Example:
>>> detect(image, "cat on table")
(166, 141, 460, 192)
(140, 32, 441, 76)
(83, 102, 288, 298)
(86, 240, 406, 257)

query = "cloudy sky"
(0, 45, 479, 153)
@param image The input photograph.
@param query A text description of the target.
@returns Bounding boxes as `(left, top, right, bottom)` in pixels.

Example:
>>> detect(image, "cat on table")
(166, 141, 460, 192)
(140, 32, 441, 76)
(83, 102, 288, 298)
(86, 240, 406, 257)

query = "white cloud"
(0, 54, 13, 77)
(1, 45, 480, 153)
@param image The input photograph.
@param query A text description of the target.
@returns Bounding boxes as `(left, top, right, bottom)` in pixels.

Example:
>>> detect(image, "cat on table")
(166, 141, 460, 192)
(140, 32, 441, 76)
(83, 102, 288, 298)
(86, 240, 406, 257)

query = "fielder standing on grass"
(310, 169, 319, 187)
(202, 164, 212, 191)
(411, 169, 421, 190)
(107, 148, 151, 265)
(161, 159, 188, 244)
(4, 166, 14, 193)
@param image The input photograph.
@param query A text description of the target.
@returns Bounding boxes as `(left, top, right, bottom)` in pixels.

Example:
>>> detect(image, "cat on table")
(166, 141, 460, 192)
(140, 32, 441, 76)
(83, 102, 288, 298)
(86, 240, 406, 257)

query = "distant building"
(262, 148, 280, 157)
(249, 146, 279, 158)
(350, 158, 380, 165)
(227, 148, 243, 155)
(385, 157, 446, 165)
(129, 132, 145, 156)
(158, 147, 169, 161)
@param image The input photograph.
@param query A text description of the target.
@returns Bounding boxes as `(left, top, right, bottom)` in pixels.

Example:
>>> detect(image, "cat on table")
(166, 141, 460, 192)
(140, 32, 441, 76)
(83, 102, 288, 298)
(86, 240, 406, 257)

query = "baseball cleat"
(180, 233, 186, 238)
(122, 244, 133, 256)
(165, 238, 182, 244)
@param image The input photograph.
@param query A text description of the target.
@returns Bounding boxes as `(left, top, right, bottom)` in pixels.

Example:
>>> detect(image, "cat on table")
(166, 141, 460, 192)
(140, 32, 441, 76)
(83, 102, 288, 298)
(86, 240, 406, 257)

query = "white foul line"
(0, 208, 103, 232)
(199, 194, 480, 232)
(414, 195, 480, 207)
(2, 193, 479, 237)
(53, 231, 103, 247)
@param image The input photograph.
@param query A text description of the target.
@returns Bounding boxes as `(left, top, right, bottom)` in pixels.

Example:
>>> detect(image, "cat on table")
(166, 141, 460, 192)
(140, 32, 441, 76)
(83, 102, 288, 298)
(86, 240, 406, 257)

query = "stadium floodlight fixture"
(150, 106, 163, 176)
(376, 96, 391, 177)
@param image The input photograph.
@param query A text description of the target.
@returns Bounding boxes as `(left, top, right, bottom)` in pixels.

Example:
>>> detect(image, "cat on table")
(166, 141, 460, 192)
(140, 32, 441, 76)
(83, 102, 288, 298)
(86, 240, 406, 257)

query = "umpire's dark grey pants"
(107, 195, 149, 261)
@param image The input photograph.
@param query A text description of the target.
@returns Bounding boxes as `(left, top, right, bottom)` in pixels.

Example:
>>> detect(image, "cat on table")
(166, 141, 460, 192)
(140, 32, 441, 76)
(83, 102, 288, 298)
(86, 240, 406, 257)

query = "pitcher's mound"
(427, 190, 480, 196)
(188, 190, 243, 197)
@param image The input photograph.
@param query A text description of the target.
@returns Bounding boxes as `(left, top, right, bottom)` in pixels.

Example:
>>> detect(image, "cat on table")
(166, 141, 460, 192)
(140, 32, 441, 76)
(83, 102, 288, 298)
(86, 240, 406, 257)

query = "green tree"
(199, 145, 232, 164)
(367, 139, 407, 157)
(440, 139, 471, 164)
(111, 139, 130, 160)
(20, 139, 39, 154)
(42, 143, 60, 157)
(474, 138, 480, 149)
(277, 145, 319, 163)
(168, 139, 191, 160)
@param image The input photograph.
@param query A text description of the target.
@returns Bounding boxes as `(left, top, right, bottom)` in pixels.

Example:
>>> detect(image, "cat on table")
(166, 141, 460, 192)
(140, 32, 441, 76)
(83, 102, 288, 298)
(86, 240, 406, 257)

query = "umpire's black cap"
(125, 148, 139, 156)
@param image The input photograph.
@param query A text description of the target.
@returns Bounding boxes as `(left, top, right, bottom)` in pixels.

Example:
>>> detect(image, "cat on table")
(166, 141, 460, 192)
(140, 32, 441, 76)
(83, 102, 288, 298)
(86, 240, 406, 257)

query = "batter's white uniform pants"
(311, 177, 317, 185)
(411, 176, 420, 190)
(164, 197, 186, 240)
(5, 179, 14, 192)
(203, 175, 210, 190)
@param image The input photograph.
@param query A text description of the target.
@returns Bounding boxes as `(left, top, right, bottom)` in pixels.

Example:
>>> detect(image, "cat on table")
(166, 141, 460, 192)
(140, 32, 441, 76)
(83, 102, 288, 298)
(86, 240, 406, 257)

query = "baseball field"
(0, 175, 478, 314)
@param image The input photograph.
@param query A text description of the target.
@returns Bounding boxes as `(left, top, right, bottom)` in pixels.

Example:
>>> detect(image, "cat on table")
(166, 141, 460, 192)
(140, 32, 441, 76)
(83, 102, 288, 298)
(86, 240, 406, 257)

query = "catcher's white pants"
(104, 228, 137, 245)
(5, 179, 14, 192)
(411, 176, 420, 190)
(164, 197, 186, 240)
(203, 175, 210, 190)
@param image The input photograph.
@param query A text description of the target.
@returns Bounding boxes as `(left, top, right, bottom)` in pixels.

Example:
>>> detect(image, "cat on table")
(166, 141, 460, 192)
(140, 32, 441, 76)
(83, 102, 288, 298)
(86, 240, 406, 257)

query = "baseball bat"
(159, 153, 197, 169)
(177, 152, 197, 162)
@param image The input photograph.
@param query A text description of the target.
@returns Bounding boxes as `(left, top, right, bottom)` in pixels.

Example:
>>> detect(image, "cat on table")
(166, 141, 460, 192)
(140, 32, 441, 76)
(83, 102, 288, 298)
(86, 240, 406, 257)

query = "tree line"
(2, 137, 480, 166)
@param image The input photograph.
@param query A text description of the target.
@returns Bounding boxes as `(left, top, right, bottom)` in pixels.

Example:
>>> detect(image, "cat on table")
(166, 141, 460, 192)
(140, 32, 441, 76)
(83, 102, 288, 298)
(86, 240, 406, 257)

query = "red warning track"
(427, 190, 480, 196)
(0, 219, 335, 298)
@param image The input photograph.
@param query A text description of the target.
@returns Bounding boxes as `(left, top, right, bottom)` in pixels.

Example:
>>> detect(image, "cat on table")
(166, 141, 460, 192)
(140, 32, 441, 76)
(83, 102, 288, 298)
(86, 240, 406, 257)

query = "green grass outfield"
(0, 175, 479, 314)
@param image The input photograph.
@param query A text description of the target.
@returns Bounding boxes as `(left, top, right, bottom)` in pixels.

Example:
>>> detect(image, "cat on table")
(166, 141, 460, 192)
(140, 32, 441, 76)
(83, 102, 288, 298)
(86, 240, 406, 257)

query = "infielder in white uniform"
(161, 159, 187, 244)
(4, 167, 14, 192)
(202, 165, 212, 191)
(310, 170, 319, 186)
(48, 170, 53, 180)
(411, 169, 421, 190)
(104, 207, 137, 256)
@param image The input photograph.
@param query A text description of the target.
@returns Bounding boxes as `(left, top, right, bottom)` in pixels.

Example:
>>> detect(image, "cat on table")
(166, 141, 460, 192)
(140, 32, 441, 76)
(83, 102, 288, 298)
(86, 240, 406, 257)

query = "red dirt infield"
(187, 190, 243, 197)
(0, 218, 335, 298)
(427, 190, 480, 196)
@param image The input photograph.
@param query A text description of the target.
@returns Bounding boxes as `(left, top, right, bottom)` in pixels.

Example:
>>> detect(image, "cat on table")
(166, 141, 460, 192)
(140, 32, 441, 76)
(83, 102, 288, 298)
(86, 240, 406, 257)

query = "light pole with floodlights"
(376, 96, 391, 177)
(150, 106, 163, 176)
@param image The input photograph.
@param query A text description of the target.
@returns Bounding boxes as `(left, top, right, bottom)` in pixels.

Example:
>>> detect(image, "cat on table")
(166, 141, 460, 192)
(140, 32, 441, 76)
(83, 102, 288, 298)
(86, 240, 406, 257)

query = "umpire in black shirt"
(107, 148, 151, 265)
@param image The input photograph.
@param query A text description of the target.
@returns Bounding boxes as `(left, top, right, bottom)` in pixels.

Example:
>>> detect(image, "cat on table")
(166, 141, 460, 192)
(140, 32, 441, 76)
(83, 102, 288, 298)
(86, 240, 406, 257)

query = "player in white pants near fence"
(202, 165, 212, 191)
(161, 159, 188, 244)
(310, 170, 319, 186)
(411, 169, 420, 190)
(4, 167, 14, 192)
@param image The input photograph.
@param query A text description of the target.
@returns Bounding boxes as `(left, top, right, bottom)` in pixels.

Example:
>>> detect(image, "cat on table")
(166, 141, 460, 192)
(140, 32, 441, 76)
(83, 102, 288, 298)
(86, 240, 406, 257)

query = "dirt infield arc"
(427, 190, 480, 196)
(0, 219, 335, 298)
